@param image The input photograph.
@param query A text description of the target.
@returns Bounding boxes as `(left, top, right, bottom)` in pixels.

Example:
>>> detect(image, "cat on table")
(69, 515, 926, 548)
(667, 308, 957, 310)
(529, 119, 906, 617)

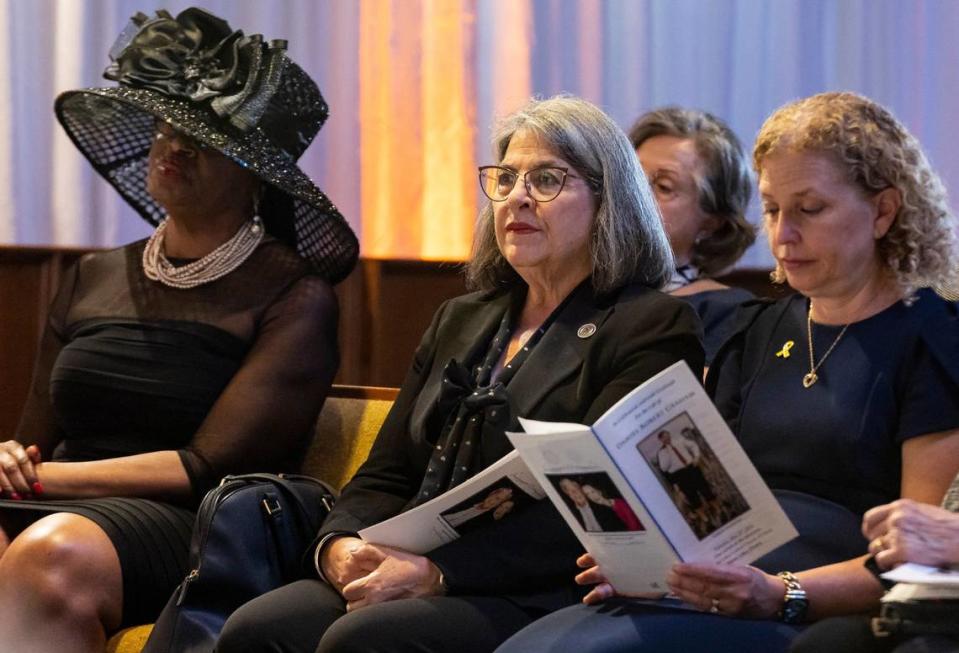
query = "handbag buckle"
(262, 497, 283, 517)
(871, 616, 892, 638)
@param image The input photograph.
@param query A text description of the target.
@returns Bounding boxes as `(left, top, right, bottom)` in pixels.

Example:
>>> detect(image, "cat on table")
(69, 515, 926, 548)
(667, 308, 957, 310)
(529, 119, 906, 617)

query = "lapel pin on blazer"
(577, 323, 597, 339)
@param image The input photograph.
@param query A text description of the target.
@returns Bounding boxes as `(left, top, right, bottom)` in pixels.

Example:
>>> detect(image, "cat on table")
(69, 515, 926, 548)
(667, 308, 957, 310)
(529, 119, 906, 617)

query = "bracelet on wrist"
(776, 571, 809, 624)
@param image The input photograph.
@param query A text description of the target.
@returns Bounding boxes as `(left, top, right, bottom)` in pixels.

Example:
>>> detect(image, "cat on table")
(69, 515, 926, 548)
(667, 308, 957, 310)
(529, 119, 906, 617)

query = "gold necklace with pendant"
(803, 303, 850, 388)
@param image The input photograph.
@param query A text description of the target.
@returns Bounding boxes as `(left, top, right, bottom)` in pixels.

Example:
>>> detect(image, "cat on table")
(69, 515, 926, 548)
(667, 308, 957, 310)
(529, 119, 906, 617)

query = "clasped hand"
(0, 440, 42, 499)
(322, 536, 445, 611)
(575, 552, 784, 619)
(863, 498, 959, 570)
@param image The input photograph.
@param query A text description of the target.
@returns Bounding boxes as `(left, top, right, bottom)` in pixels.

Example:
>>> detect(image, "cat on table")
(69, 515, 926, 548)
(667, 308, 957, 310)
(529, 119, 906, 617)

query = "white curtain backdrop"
(2, 0, 958, 268)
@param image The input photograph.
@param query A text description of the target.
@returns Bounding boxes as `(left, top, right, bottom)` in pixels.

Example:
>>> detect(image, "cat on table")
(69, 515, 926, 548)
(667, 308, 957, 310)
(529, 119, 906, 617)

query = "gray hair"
(466, 96, 673, 294)
(629, 107, 755, 276)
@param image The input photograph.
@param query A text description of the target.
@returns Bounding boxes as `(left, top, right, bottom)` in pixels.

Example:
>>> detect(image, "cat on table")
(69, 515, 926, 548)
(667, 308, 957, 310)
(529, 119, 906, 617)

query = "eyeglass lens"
(479, 167, 568, 202)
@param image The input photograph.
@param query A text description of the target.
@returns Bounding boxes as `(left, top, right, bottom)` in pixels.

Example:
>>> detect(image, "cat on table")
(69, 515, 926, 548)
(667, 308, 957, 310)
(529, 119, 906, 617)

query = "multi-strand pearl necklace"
(142, 217, 264, 289)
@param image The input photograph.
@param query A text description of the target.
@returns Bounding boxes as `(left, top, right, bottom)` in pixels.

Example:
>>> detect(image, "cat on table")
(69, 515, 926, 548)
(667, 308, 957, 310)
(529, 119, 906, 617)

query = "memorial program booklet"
(358, 449, 546, 554)
(506, 361, 797, 593)
(360, 361, 796, 594)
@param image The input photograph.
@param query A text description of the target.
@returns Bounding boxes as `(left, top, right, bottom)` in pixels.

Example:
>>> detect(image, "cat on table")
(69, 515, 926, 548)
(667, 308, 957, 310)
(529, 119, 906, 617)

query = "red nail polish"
(31, 482, 44, 496)
(10, 492, 22, 501)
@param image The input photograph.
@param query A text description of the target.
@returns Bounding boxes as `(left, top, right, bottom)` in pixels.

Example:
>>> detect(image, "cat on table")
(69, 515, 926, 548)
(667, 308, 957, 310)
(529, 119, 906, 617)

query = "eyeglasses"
(647, 170, 696, 202)
(478, 165, 586, 203)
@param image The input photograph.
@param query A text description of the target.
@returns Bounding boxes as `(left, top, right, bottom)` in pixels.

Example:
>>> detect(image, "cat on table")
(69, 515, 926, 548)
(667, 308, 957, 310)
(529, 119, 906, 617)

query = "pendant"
(802, 372, 818, 388)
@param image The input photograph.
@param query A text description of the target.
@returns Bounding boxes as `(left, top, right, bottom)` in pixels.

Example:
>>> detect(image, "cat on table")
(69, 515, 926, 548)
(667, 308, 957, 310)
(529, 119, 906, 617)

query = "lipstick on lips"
(154, 157, 187, 179)
(505, 221, 539, 235)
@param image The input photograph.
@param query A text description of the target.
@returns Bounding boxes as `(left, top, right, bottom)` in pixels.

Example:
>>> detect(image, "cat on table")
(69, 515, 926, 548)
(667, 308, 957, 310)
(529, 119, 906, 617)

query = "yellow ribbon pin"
(776, 340, 795, 358)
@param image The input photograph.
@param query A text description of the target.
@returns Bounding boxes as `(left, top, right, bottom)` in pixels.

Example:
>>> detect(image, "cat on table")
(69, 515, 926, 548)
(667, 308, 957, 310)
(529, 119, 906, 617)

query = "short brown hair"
(629, 107, 756, 276)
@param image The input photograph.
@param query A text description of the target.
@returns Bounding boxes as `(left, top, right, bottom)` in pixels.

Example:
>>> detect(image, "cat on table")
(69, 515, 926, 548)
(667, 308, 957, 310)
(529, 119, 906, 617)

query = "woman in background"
(630, 107, 757, 364)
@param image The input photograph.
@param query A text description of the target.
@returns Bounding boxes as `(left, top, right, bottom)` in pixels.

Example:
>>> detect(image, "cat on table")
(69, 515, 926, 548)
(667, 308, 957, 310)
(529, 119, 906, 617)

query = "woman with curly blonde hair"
(495, 91, 959, 653)
(755, 91, 958, 298)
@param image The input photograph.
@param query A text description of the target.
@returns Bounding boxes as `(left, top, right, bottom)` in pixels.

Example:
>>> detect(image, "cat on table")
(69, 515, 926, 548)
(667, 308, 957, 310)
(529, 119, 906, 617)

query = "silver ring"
(710, 598, 720, 614)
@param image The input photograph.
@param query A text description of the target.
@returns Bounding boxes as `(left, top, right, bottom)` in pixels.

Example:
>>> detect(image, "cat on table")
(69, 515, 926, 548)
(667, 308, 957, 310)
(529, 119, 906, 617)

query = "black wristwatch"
(776, 571, 809, 624)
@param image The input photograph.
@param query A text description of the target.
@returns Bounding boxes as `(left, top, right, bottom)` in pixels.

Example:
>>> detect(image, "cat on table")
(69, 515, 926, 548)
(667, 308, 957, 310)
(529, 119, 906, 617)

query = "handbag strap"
(221, 473, 336, 535)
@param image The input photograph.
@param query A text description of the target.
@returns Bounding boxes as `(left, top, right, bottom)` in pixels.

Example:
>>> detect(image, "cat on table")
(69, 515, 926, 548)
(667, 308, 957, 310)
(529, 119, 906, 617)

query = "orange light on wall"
(359, 0, 421, 258)
(359, 0, 477, 261)
(421, 0, 475, 260)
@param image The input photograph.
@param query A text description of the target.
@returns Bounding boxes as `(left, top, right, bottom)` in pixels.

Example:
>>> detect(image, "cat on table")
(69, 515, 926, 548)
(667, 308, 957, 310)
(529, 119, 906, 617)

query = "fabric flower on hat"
(105, 8, 287, 133)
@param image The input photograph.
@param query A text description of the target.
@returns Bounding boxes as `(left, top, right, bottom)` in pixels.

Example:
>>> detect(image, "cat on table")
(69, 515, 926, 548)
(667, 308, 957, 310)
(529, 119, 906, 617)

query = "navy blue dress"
(679, 286, 753, 366)
(710, 288, 959, 516)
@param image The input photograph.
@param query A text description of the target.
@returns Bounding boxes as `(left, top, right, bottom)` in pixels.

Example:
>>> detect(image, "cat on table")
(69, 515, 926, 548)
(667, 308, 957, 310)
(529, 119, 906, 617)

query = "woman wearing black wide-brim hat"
(0, 8, 356, 649)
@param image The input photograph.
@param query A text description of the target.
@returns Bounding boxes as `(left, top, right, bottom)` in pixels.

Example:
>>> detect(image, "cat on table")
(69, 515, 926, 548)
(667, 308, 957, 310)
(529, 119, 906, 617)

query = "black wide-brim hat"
(55, 8, 358, 284)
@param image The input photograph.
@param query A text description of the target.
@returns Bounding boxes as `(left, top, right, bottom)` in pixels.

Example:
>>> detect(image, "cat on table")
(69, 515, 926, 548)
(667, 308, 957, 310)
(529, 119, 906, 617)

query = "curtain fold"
(2, 0, 959, 269)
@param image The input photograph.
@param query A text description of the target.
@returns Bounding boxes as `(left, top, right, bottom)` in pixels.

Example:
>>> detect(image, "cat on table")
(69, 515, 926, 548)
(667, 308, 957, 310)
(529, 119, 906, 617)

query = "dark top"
(317, 280, 704, 610)
(708, 288, 959, 516)
(16, 239, 339, 502)
(679, 286, 754, 366)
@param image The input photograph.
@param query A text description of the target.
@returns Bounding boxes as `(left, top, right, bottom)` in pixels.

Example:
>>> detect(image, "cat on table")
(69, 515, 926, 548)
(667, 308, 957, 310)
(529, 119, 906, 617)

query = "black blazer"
(319, 280, 704, 610)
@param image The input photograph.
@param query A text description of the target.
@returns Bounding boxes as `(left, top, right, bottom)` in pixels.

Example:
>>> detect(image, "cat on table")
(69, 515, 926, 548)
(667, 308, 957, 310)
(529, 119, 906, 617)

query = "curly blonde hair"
(753, 91, 958, 297)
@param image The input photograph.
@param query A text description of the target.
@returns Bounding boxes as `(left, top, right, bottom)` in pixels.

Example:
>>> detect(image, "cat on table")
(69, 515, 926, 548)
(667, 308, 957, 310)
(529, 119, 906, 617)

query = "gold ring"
(871, 537, 884, 552)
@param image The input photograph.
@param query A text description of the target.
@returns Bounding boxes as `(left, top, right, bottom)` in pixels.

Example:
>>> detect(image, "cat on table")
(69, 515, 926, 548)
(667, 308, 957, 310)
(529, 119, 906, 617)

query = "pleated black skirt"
(0, 497, 195, 627)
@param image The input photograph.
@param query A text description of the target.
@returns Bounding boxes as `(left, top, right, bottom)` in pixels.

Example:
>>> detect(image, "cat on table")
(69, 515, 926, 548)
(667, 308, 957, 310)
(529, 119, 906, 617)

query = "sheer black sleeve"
(178, 274, 339, 496)
(14, 262, 80, 456)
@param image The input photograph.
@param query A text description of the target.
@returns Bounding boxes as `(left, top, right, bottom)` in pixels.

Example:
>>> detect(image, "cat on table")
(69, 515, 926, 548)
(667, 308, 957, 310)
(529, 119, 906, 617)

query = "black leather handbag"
(142, 473, 336, 653)
(872, 600, 959, 638)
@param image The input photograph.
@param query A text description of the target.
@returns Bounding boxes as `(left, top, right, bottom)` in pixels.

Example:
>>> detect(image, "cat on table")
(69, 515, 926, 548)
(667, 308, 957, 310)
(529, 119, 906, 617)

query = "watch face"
(781, 598, 809, 624)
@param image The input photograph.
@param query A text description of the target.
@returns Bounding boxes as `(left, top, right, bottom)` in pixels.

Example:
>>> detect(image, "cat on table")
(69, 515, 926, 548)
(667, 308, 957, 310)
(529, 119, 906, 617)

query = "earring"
(251, 189, 263, 234)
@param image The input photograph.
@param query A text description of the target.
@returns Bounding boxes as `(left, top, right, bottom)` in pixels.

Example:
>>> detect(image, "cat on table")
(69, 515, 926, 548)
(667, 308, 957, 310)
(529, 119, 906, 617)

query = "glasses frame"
(478, 165, 585, 203)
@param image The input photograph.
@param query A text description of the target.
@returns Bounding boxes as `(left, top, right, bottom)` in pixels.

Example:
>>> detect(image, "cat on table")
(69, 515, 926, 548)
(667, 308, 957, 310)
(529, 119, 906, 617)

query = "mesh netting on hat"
(56, 86, 358, 284)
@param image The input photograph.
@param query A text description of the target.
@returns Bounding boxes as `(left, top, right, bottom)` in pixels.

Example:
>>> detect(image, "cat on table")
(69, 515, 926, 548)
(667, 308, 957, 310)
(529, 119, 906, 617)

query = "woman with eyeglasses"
(216, 96, 703, 653)
(630, 107, 756, 366)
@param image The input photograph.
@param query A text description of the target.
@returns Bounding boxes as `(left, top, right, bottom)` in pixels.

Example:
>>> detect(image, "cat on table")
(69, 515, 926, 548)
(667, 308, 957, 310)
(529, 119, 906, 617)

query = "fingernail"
(31, 482, 44, 496)
(10, 492, 22, 501)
